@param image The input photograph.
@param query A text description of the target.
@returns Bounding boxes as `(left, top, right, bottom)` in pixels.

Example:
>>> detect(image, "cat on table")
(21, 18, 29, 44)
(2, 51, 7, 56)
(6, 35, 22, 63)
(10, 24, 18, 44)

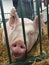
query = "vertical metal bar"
(20, 0, 27, 58)
(41, 0, 44, 35)
(41, 0, 42, 13)
(0, 3, 1, 28)
(47, 0, 49, 38)
(36, 0, 42, 14)
(31, 0, 35, 19)
(36, 0, 38, 15)
(0, 23, 1, 28)
(36, 0, 42, 54)
(0, 0, 12, 63)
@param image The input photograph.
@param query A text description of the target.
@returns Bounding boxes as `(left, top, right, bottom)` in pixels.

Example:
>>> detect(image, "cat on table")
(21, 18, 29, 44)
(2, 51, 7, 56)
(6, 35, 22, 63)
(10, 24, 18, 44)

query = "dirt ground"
(0, 23, 49, 65)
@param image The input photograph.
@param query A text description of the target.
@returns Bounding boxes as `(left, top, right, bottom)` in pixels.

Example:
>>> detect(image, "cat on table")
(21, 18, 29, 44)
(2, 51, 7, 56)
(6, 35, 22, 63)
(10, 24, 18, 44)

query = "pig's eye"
(30, 32, 33, 35)
(29, 31, 33, 35)
(27, 31, 33, 36)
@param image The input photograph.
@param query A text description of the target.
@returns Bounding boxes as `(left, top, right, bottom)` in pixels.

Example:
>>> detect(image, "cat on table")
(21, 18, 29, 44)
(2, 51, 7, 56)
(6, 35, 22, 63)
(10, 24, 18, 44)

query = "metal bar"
(47, 0, 49, 38)
(36, 0, 42, 54)
(19, 0, 27, 58)
(36, 0, 42, 14)
(41, 0, 42, 12)
(0, 0, 12, 63)
(40, 0, 44, 35)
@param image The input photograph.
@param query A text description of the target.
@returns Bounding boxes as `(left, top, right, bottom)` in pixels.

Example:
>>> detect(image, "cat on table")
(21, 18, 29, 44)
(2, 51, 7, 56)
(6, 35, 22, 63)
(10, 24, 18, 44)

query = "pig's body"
(2, 7, 44, 60)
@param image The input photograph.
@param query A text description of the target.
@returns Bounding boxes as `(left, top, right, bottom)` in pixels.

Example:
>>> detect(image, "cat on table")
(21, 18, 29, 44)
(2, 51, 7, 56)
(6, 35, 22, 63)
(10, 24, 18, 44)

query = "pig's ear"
(34, 16, 38, 30)
(34, 13, 44, 30)
(40, 13, 44, 27)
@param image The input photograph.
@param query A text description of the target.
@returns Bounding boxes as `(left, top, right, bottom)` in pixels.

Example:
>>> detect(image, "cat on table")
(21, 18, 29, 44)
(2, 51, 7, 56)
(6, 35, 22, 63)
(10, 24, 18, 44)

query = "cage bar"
(19, 0, 27, 58)
(47, 0, 49, 38)
(36, 0, 42, 54)
(0, 0, 49, 65)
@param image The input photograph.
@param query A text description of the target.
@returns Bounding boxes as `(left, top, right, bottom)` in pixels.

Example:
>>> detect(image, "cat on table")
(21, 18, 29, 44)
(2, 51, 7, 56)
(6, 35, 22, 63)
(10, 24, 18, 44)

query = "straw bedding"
(0, 23, 49, 65)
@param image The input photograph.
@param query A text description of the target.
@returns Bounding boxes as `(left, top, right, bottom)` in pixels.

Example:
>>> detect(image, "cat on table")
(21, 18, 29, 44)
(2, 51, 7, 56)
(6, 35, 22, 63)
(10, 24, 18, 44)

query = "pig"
(2, 7, 44, 60)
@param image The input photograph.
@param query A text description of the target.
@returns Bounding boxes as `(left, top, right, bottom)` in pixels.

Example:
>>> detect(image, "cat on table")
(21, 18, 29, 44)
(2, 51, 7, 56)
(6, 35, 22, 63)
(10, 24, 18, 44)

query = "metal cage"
(0, 0, 49, 65)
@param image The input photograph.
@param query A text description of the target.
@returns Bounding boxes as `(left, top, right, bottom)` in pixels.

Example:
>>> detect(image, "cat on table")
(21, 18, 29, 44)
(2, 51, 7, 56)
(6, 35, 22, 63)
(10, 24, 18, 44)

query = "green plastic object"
(5, 53, 49, 65)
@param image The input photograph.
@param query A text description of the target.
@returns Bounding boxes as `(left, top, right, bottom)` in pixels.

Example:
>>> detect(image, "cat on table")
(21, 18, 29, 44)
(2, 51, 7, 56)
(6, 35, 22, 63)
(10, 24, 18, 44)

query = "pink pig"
(2, 7, 44, 60)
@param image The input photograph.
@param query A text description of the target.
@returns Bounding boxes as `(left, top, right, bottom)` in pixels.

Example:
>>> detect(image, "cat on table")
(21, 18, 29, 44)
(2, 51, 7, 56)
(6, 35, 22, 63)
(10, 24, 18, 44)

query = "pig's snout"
(10, 40, 26, 59)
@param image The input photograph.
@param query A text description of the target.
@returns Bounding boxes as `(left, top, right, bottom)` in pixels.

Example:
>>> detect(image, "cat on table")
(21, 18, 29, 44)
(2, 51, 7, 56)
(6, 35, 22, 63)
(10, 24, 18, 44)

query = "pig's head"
(2, 7, 44, 60)
(9, 13, 44, 60)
